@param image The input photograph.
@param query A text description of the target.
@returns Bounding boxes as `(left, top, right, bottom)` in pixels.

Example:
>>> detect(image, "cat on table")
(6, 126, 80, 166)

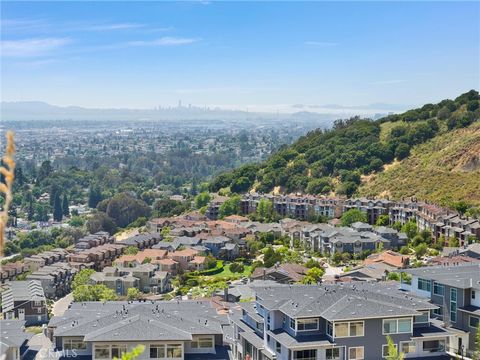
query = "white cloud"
(304, 41, 339, 47)
(86, 23, 146, 31)
(1, 37, 71, 57)
(127, 37, 199, 47)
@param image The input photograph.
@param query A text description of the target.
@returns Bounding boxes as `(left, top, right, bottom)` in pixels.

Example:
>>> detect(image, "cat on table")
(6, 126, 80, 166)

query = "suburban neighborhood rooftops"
(1, 280, 46, 312)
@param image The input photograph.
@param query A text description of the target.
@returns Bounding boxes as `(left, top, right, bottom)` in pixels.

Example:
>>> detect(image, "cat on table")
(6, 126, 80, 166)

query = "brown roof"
(156, 258, 178, 265)
(116, 249, 167, 264)
(364, 250, 409, 269)
(168, 248, 199, 258)
(251, 263, 307, 282)
(189, 256, 206, 264)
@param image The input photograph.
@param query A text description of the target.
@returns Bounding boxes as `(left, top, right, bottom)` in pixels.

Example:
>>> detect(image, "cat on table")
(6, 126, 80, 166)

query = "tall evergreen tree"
(88, 184, 102, 208)
(62, 194, 70, 217)
(53, 192, 63, 222)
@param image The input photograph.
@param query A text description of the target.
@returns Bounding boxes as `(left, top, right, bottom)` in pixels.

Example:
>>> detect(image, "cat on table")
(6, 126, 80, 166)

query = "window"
(334, 322, 349, 337)
(290, 318, 296, 330)
(382, 344, 397, 358)
(112, 345, 127, 359)
(276, 341, 282, 354)
(472, 290, 476, 300)
(349, 322, 364, 337)
(422, 340, 445, 352)
(414, 311, 429, 324)
(432, 308, 443, 317)
(450, 288, 457, 323)
(348, 347, 364, 360)
(383, 318, 412, 334)
(326, 348, 340, 360)
(150, 345, 165, 359)
(34, 300, 42, 307)
(334, 321, 364, 338)
(191, 336, 213, 349)
(64, 338, 87, 351)
(297, 318, 319, 331)
(293, 349, 317, 360)
(470, 316, 479, 328)
(418, 278, 431, 292)
(166, 344, 182, 358)
(95, 345, 110, 360)
(433, 282, 444, 296)
(400, 341, 415, 354)
(37, 308, 43, 314)
(326, 321, 333, 337)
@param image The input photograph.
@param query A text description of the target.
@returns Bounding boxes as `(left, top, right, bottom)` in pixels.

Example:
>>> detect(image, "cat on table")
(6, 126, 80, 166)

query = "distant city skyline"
(1, 1, 479, 113)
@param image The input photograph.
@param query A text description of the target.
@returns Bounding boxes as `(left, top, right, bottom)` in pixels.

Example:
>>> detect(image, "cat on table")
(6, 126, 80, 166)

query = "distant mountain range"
(0, 101, 377, 123)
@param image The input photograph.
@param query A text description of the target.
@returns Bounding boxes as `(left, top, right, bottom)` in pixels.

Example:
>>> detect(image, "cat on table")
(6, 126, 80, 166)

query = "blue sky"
(1, 1, 479, 113)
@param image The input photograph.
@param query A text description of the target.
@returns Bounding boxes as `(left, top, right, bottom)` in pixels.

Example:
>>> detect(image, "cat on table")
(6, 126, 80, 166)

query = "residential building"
(401, 264, 480, 355)
(26, 262, 77, 298)
(47, 300, 230, 360)
(250, 263, 308, 284)
(231, 282, 450, 360)
(1, 280, 48, 326)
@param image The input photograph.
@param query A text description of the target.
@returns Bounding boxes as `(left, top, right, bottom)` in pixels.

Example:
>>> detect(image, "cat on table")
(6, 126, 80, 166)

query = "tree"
(113, 345, 145, 360)
(88, 184, 103, 209)
(62, 194, 70, 217)
(256, 199, 274, 222)
(86, 212, 117, 235)
(127, 288, 141, 300)
(218, 195, 241, 218)
(230, 176, 251, 194)
(68, 216, 84, 227)
(53, 192, 63, 222)
(340, 209, 367, 227)
(376, 215, 390, 226)
(384, 335, 405, 360)
(124, 246, 139, 255)
(306, 177, 332, 195)
(387, 272, 400, 281)
(301, 267, 324, 284)
(72, 269, 96, 290)
(401, 220, 418, 240)
(414, 243, 428, 259)
(37, 160, 52, 183)
(194, 192, 211, 209)
(105, 193, 151, 228)
(448, 237, 459, 247)
(229, 262, 245, 273)
(394, 143, 410, 160)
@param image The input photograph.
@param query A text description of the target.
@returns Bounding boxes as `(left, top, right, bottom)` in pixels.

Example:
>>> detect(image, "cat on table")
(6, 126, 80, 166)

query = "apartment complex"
(231, 282, 451, 360)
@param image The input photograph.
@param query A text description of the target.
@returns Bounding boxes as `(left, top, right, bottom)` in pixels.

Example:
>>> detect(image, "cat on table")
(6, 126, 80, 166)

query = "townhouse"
(0, 262, 30, 283)
(401, 264, 480, 356)
(231, 283, 450, 360)
(1, 280, 48, 325)
(118, 233, 162, 250)
(75, 232, 114, 251)
(67, 243, 125, 271)
(26, 262, 77, 298)
(89, 264, 171, 295)
(47, 300, 231, 360)
(23, 248, 69, 271)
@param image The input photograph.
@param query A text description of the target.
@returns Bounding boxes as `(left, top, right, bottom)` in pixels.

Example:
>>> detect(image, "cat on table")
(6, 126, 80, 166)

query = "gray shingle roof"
(403, 264, 480, 289)
(1, 281, 46, 313)
(50, 301, 225, 342)
(254, 282, 435, 321)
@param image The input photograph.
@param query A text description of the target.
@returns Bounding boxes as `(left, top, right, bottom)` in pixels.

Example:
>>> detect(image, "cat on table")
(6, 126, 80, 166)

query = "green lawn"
(209, 262, 253, 279)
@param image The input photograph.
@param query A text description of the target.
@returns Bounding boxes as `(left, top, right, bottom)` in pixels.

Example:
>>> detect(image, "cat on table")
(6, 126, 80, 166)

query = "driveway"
(52, 293, 73, 317)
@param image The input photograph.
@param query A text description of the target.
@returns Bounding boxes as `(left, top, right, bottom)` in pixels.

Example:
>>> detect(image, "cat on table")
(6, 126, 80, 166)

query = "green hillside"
(210, 90, 480, 205)
(358, 122, 480, 206)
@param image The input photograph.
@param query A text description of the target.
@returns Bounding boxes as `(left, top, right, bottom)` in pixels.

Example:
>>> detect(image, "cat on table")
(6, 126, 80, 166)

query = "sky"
(1, 1, 479, 113)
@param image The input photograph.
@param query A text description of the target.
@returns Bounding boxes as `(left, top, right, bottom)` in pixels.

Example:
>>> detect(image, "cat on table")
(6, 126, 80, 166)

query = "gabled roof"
(254, 282, 435, 321)
(403, 264, 480, 289)
(1, 280, 46, 312)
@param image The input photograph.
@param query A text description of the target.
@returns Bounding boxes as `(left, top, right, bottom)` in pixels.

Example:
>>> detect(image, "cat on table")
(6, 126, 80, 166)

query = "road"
(52, 293, 73, 317)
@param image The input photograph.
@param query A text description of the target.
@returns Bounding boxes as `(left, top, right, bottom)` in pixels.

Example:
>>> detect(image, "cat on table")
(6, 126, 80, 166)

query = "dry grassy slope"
(358, 122, 480, 206)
